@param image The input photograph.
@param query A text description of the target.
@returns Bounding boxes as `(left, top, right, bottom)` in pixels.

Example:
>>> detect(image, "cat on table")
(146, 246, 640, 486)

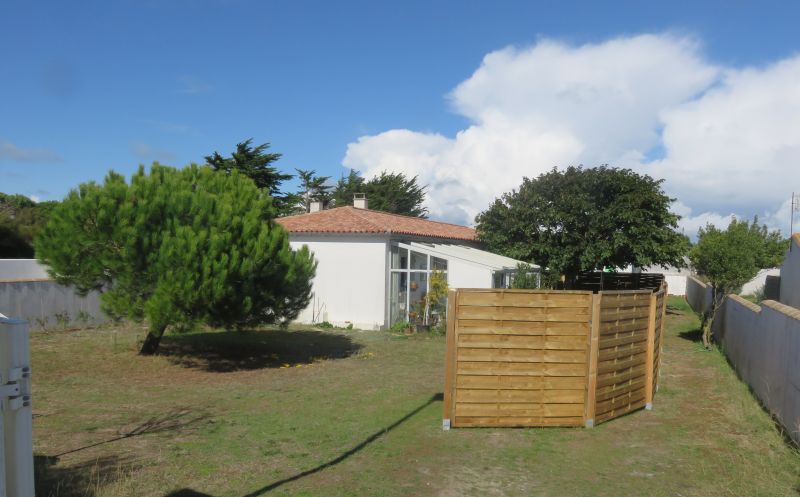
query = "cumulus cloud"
(343, 33, 800, 236)
(0, 140, 63, 162)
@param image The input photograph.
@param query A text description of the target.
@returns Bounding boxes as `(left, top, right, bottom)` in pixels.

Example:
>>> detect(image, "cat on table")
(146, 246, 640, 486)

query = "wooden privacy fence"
(443, 284, 667, 429)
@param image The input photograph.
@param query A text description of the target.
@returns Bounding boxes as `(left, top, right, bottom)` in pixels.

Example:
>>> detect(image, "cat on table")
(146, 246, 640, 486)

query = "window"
(389, 244, 447, 325)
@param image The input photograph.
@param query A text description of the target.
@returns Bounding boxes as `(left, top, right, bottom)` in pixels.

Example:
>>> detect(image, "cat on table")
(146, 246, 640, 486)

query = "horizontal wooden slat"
(457, 361, 586, 376)
(597, 332, 648, 349)
(595, 399, 647, 423)
(458, 305, 591, 322)
(596, 353, 647, 374)
(595, 389, 646, 416)
(457, 334, 588, 350)
(600, 319, 650, 334)
(598, 342, 648, 362)
(457, 292, 592, 308)
(456, 375, 586, 390)
(455, 402, 585, 418)
(457, 389, 585, 404)
(454, 416, 584, 427)
(600, 307, 651, 321)
(457, 348, 586, 364)
(595, 378, 647, 403)
(596, 364, 648, 388)
(457, 320, 589, 335)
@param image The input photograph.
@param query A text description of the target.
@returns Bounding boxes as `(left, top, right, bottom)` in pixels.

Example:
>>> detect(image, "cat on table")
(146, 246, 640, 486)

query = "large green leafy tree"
(35, 164, 316, 355)
(476, 166, 689, 287)
(689, 217, 786, 347)
(205, 139, 298, 216)
(332, 170, 428, 217)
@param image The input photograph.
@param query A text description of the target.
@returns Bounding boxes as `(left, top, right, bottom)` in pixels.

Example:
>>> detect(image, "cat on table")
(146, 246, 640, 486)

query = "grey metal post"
(0, 315, 34, 497)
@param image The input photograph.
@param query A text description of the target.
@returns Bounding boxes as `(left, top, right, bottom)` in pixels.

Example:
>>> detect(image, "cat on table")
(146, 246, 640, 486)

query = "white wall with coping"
(0, 260, 49, 282)
(713, 296, 800, 444)
(780, 234, 800, 309)
(289, 234, 389, 330)
(741, 268, 781, 296)
(686, 275, 713, 315)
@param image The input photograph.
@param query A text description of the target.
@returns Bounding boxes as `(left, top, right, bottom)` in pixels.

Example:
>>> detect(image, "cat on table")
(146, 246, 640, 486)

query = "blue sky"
(2, 1, 799, 233)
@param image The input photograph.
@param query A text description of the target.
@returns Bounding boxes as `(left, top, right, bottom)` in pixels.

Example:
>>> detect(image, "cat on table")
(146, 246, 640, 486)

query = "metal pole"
(0, 316, 34, 497)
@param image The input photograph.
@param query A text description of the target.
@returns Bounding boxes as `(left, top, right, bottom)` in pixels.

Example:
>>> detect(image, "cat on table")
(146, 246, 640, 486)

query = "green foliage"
(476, 166, 689, 286)
(35, 163, 316, 354)
(424, 270, 449, 326)
(205, 139, 297, 216)
(0, 193, 59, 258)
(332, 169, 428, 217)
(389, 319, 413, 333)
(688, 216, 785, 347)
(294, 168, 333, 213)
(510, 263, 538, 289)
(689, 217, 785, 296)
(317, 321, 334, 329)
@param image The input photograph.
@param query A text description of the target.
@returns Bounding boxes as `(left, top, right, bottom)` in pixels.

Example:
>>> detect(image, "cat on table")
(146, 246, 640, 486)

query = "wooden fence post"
(584, 293, 601, 427)
(442, 289, 458, 430)
(657, 283, 668, 393)
(644, 292, 657, 410)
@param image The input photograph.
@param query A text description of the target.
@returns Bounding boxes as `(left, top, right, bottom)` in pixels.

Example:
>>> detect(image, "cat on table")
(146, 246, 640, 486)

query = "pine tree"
(205, 139, 297, 216)
(35, 163, 316, 354)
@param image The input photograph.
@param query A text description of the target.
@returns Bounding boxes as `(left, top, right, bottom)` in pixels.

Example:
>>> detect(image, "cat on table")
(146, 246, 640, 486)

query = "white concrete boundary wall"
(0, 281, 105, 331)
(713, 296, 800, 445)
(0, 260, 48, 282)
(780, 234, 800, 309)
(0, 317, 35, 497)
(685, 275, 713, 315)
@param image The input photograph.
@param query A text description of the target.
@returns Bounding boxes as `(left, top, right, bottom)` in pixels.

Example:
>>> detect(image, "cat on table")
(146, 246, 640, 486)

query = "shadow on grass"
(678, 328, 703, 342)
(163, 393, 443, 497)
(158, 329, 363, 372)
(35, 454, 139, 497)
(52, 408, 211, 458)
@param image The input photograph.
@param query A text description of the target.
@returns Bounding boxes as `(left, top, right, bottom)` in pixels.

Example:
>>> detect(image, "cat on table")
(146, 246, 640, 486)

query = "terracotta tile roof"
(276, 206, 477, 241)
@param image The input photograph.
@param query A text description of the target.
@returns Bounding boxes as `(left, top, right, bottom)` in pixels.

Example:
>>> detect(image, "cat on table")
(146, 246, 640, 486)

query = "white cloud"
(0, 140, 63, 163)
(343, 34, 800, 237)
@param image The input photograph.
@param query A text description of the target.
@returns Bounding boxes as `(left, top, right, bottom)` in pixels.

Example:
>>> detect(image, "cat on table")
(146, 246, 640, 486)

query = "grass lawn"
(32, 297, 799, 497)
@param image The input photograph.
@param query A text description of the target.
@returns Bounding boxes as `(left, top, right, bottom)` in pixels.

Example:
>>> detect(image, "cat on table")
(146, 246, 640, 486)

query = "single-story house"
(277, 196, 531, 330)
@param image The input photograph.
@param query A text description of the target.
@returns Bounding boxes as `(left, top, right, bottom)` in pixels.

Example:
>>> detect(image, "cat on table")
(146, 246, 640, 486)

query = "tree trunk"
(139, 324, 166, 355)
(701, 286, 724, 350)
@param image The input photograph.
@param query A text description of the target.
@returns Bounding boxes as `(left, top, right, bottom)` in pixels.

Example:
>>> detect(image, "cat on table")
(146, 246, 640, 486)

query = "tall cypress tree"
(331, 170, 428, 217)
(35, 163, 316, 354)
(205, 139, 297, 216)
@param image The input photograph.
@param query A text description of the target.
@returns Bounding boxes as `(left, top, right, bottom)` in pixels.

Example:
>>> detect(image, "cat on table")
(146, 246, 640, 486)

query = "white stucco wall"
(713, 296, 800, 445)
(289, 235, 388, 330)
(780, 236, 800, 309)
(663, 274, 687, 296)
(686, 275, 713, 315)
(741, 267, 780, 295)
(446, 258, 493, 290)
(0, 259, 49, 281)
